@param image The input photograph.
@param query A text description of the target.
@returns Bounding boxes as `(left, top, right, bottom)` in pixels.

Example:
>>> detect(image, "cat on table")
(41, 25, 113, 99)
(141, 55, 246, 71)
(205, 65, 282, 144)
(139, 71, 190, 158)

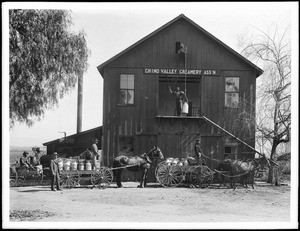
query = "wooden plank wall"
(101, 17, 258, 180)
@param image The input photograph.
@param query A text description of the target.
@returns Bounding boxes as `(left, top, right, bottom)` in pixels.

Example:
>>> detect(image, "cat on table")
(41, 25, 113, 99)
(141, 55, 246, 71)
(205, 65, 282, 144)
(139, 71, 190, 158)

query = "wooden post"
(77, 74, 83, 133)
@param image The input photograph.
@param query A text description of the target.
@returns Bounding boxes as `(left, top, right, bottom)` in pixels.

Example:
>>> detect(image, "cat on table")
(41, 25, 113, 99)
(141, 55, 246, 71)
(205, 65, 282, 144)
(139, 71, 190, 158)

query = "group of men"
(19, 147, 42, 170)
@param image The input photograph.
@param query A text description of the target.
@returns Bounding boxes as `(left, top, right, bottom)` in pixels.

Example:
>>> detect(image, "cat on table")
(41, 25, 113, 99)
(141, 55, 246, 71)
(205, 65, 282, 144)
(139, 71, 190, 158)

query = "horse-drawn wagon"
(36, 150, 114, 189)
(10, 164, 48, 187)
(35, 146, 163, 189)
(155, 158, 214, 188)
(10, 147, 48, 187)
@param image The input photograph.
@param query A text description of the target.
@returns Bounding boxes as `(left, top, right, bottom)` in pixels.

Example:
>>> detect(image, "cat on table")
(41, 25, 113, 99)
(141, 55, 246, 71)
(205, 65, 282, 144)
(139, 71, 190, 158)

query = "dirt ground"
(6, 180, 294, 229)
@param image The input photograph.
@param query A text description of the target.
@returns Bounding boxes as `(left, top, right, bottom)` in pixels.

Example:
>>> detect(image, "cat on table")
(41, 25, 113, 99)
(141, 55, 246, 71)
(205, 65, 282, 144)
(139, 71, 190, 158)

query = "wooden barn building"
(97, 14, 263, 182)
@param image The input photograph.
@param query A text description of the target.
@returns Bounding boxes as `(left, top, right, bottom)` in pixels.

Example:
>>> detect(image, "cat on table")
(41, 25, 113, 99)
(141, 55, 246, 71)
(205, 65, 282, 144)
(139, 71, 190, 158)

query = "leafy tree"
(9, 9, 90, 128)
(238, 24, 291, 184)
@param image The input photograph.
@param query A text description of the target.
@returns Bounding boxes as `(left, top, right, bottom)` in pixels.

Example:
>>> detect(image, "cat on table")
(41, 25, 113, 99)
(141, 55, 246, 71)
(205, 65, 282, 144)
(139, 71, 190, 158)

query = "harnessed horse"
(216, 154, 271, 190)
(113, 146, 164, 188)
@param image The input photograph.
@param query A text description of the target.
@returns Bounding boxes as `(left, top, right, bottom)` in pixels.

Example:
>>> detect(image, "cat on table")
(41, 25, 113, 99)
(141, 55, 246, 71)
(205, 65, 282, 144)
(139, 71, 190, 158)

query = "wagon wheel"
(156, 163, 184, 188)
(91, 167, 113, 189)
(10, 167, 19, 187)
(60, 170, 80, 189)
(155, 161, 167, 183)
(190, 165, 213, 188)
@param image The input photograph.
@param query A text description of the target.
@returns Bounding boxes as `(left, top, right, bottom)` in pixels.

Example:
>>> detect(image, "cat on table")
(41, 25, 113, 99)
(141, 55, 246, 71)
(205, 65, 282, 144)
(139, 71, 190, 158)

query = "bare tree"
(239, 24, 291, 183)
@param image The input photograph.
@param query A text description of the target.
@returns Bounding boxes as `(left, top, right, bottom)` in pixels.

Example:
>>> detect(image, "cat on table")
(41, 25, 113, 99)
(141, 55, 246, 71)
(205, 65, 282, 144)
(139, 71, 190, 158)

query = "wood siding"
(101, 16, 258, 182)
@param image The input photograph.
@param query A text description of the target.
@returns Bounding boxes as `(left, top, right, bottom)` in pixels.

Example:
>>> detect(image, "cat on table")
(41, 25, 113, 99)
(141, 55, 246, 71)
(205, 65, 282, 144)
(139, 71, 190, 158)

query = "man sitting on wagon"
(18, 151, 34, 174)
(19, 151, 33, 169)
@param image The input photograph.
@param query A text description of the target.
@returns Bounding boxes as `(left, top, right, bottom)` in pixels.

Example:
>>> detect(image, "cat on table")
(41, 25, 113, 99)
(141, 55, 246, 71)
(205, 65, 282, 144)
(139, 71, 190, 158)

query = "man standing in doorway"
(169, 86, 186, 116)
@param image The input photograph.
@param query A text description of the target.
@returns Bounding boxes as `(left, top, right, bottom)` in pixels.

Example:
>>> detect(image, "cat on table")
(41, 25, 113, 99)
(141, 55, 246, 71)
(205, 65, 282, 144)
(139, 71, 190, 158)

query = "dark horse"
(113, 146, 164, 188)
(216, 154, 271, 190)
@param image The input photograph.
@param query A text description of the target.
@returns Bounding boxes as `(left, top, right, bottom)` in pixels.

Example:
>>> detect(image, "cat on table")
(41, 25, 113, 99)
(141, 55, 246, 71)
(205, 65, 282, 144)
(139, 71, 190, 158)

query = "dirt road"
(6, 181, 293, 229)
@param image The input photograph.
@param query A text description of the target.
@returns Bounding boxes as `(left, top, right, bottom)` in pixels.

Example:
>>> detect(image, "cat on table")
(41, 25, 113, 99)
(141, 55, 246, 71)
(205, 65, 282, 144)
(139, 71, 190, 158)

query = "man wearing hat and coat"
(19, 151, 33, 175)
(187, 138, 206, 166)
(50, 152, 62, 191)
(194, 138, 206, 166)
(91, 138, 102, 169)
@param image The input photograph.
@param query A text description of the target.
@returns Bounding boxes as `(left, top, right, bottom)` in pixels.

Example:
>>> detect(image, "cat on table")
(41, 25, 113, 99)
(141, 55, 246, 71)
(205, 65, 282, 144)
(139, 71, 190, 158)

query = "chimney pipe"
(77, 74, 83, 133)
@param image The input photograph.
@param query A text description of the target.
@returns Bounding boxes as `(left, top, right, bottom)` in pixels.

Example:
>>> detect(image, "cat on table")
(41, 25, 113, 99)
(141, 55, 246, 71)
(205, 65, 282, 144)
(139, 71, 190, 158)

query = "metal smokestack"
(77, 74, 83, 133)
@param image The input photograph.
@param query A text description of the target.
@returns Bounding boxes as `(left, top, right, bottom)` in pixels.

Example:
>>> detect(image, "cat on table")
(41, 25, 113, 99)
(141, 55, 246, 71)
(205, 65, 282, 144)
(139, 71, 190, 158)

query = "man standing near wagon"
(194, 138, 206, 166)
(50, 152, 62, 191)
(91, 138, 102, 169)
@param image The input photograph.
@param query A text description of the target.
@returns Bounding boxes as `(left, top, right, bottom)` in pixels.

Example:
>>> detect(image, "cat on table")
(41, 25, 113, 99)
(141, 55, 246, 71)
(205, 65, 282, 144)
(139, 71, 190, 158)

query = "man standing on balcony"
(169, 86, 186, 116)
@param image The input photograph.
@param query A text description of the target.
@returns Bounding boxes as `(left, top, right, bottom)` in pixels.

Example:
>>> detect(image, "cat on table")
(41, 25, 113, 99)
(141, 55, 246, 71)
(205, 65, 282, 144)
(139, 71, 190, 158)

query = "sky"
(3, 2, 298, 148)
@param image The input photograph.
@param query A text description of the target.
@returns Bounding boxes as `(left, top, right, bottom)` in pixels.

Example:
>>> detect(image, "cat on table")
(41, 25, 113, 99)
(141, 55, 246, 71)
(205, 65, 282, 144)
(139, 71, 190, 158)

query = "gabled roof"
(97, 14, 263, 77)
(43, 126, 102, 146)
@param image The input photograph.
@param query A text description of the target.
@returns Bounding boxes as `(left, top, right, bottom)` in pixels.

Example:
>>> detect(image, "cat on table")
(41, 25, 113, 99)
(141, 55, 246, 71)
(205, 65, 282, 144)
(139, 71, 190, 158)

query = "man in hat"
(19, 151, 32, 170)
(194, 138, 206, 166)
(187, 138, 206, 166)
(91, 138, 102, 169)
(169, 86, 187, 116)
(50, 152, 62, 191)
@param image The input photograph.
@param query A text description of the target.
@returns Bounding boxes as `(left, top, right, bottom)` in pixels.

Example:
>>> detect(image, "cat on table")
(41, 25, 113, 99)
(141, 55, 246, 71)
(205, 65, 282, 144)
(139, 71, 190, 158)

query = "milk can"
(172, 158, 179, 165)
(70, 161, 78, 170)
(85, 160, 92, 170)
(63, 159, 71, 171)
(78, 162, 85, 170)
(166, 158, 173, 166)
(183, 159, 189, 166)
(182, 102, 189, 114)
(63, 163, 70, 171)
(94, 160, 100, 170)
(57, 159, 63, 171)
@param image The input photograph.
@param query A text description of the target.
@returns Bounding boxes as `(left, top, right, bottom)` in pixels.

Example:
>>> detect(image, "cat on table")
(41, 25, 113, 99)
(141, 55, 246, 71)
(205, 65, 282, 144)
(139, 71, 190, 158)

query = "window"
(120, 74, 134, 105)
(225, 77, 239, 108)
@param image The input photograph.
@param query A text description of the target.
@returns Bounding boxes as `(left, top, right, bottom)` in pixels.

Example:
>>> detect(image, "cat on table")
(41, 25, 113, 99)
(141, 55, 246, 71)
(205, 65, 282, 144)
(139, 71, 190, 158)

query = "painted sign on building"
(144, 68, 219, 76)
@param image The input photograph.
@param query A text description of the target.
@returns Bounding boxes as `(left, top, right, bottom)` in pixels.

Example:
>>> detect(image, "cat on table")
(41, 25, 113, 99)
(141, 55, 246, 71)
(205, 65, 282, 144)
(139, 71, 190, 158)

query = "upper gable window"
(225, 77, 239, 108)
(120, 74, 134, 105)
